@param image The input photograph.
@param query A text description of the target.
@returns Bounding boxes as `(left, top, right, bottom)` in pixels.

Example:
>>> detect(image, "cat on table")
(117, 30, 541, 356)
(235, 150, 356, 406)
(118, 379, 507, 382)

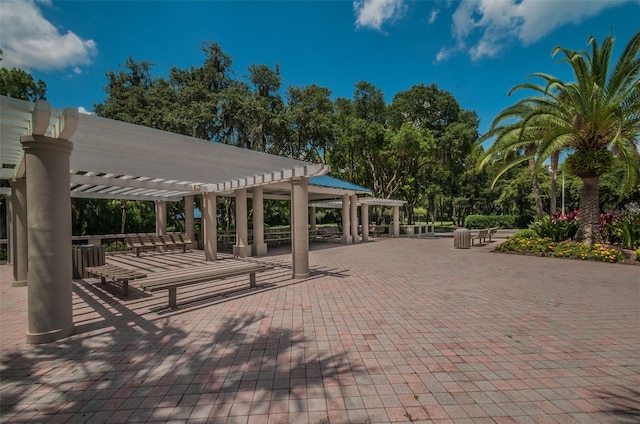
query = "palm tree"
(479, 109, 550, 220)
(482, 30, 640, 245)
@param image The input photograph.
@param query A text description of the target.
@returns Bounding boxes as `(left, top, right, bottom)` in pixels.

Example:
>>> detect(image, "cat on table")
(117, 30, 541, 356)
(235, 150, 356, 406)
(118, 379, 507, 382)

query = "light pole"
(561, 171, 565, 215)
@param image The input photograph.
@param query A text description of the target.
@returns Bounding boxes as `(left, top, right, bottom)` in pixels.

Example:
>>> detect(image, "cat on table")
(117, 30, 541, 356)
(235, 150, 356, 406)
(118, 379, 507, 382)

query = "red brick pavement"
(1, 237, 638, 423)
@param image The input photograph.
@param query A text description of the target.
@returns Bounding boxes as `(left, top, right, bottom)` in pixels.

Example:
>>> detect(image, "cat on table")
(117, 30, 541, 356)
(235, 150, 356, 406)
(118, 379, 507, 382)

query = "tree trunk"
(550, 150, 559, 215)
(528, 153, 544, 220)
(574, 176, 603, 246)
(120, 200, 127, 234)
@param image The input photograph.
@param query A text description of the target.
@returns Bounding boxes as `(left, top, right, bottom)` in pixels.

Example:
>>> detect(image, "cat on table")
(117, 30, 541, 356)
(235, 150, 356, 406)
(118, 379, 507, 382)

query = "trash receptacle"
(454, 229, 471, 249)
(72, 245, 106, 278)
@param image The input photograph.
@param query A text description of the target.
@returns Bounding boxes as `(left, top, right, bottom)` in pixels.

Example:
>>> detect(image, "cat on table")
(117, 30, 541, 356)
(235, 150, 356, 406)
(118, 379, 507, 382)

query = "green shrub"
(464, 215, 519, 229)
(530, 215, 579, 242)
(610, 215, 640, 250)
(511, 229, 537, 240)
(636, 248, 640, 261)
(515, 215, 534, 229)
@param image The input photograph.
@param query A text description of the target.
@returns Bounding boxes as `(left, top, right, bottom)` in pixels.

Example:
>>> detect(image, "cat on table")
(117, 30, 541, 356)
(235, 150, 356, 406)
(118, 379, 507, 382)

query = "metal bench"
(137, 261, 273, 308)
(471, 229, 490, 246)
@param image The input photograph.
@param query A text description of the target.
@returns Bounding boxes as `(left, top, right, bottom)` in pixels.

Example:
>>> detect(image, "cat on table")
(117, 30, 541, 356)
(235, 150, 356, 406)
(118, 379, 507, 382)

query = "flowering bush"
(496, 236, 625, 263)
(600, 211, 640, 249)
(530, 210, 579, 242)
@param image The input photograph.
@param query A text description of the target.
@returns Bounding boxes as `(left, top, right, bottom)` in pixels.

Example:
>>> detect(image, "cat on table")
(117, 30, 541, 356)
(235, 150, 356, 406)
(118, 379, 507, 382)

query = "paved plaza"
(1, 237, 639, 423)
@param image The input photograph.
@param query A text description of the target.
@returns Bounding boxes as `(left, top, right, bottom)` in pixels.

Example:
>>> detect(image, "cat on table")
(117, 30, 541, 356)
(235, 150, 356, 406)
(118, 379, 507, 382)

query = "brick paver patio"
(1, 237, 638, 423)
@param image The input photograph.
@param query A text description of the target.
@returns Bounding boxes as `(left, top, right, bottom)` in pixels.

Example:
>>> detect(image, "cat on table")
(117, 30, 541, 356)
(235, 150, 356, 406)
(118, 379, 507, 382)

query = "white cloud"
(0, 0, 97, 71)
(442, 0, 629, 62)
(354, 0, 407, 31)
(77, 106, 93, 115)
(428, 8, 439, 24)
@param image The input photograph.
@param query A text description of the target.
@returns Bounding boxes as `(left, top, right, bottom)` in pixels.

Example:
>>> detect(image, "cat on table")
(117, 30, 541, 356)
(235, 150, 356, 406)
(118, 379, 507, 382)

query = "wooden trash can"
(72, 245, 106, 278)
(454, 229, 471, 249)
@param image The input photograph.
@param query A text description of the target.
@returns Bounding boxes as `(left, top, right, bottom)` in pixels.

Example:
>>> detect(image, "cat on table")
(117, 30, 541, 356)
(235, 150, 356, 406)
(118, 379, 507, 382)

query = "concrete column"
(155, 201, 167, 235)
(184, 195, 195, 249)
(291, 177, 310, 278)
(310, 206, 317, 231)
(11, 179, 27, 286)
(21, 135, 74, 344)
(233, 188, 251, 258)
(340, 194, 351, 244)
(251, 186, 267, 256)
(5, 193, 12, 265)
(203, 192, 217, 261)
(393, 205, 400, 237)
(350, 195, 359, 243)
(361, 203, 369, 242)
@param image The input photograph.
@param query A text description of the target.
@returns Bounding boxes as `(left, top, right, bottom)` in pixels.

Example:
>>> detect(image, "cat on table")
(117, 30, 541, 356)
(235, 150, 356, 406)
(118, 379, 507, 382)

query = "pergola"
(1, 96, 408, 344)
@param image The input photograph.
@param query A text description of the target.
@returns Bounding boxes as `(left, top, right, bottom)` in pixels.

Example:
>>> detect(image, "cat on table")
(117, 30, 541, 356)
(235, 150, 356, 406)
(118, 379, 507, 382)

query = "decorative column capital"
(20, 135, 73, 155)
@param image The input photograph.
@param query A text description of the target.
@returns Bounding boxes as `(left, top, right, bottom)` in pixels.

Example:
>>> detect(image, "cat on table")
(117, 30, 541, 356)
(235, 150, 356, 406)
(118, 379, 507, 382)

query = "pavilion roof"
(0, 97, 330, 200)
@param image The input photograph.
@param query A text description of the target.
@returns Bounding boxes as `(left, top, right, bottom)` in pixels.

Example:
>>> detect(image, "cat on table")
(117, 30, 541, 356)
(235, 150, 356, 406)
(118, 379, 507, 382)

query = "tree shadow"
(592, 387, 640, 423)
(1, 290, 361, 423)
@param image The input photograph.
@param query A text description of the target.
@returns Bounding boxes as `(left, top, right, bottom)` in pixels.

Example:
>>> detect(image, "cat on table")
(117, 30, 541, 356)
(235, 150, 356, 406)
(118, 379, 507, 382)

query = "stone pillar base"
(294, 271, 310, 279)
(251, 243, 268, 257)
(341, 236, 352, 244)
(27, 325, 75, 345)
(12, 280, 27, 287)
(233, 245, 252, 258)
(352, 236, 360, 244)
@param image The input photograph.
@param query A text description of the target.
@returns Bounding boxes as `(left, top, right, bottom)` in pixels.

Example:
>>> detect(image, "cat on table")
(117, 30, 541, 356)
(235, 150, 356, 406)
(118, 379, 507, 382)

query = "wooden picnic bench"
(487, 227, 498, 242)
(137, 261, 273, 308)
(125, 233, 192, 257)
(85, 264, 147, 296)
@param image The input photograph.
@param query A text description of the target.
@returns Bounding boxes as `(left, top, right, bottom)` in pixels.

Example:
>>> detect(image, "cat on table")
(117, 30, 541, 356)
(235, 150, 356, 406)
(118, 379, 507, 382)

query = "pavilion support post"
(310, 206, 317, 231)
(350, 194, 359, 243)
(361, 203, 369, 242)
(11, 179, 27, 286)
(251, 186, 267, 256)
(340, 194, 351, 244)
(21, 135, 74, 344)
(291, 177, 310, 278)
(5, 193, 12, 265)
(393, 205, 400, 238)
(203, 192, 217, 261)
(233, 188, 251, 258)
(155, 201, 167, 235)
(184, 195, 196, 249)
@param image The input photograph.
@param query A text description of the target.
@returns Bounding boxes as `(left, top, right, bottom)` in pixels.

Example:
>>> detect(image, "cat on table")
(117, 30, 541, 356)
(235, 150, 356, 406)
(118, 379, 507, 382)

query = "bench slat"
(139, 264, 271, 292)
(136, 261, 273, 308)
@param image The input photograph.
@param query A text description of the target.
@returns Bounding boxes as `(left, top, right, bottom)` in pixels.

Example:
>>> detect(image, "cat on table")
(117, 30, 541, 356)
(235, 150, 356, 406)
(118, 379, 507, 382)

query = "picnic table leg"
(122, 279, 129, 297)
(168, 287, 178, 309)
(250, 272, 256, 288)
(100, 276, 107, 285)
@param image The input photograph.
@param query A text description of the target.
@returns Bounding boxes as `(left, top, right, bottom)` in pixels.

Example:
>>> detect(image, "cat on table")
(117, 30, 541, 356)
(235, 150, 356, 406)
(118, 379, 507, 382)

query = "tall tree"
(0, 50, 47, 101)
(483, 31, 640, 245)
(286, 84, 336, 162)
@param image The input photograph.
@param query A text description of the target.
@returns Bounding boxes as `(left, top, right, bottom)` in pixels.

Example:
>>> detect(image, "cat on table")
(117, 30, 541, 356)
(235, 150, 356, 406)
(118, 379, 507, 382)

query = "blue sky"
(1, 0, 639, 135)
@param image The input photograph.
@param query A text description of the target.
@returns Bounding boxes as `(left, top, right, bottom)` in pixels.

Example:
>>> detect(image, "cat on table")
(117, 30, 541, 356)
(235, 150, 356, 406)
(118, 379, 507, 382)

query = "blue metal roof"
(309, 175, 371, 193)
(176, 208, 202, 219)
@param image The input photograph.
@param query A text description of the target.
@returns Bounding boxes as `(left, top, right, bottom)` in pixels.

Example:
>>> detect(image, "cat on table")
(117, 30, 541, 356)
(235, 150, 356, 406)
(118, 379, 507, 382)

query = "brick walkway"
(1, 238, 638, 423)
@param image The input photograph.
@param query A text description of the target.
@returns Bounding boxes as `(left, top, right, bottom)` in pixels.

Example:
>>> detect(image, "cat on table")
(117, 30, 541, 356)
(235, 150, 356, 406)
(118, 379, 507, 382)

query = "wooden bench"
(125, 233, 191, 256)
(85, 264, 147, 296)
(471, 229, 490, 246)
(487, 227, 498, 242)
(138, 261, 273, 308)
